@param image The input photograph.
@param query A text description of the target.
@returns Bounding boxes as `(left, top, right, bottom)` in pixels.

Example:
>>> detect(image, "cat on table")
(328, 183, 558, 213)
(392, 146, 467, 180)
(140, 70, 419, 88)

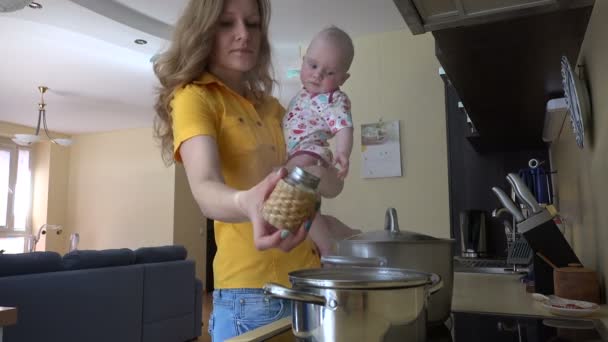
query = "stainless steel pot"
(330, 208, 455, 325)
(264, 266, 442, 342)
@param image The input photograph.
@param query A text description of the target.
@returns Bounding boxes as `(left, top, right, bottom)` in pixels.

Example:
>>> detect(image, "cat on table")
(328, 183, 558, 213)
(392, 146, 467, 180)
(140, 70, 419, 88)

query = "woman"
(153, 0, 330, 340)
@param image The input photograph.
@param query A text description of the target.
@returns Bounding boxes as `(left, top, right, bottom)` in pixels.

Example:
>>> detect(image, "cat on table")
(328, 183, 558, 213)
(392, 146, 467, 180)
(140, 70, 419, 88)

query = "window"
(0, 138, 32, 253)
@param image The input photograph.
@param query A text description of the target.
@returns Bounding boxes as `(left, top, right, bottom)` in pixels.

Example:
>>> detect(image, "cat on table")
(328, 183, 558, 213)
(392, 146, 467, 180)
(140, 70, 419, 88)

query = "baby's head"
(301, 26, 354, 94)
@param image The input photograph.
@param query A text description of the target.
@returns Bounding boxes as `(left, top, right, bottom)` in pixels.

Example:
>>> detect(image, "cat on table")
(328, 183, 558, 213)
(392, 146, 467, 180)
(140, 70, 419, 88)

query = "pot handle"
(264, 283, 327, 306)
(428, 273, 443, 295)
(321, 255, 388, 267)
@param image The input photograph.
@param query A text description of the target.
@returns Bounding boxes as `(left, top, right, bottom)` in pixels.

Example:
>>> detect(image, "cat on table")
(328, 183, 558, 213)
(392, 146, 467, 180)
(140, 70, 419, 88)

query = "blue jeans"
(208, 288, 292, 342)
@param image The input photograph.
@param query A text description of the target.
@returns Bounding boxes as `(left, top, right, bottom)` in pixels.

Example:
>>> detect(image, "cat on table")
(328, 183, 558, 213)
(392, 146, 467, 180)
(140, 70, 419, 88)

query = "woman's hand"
(235, 168, 312, 252)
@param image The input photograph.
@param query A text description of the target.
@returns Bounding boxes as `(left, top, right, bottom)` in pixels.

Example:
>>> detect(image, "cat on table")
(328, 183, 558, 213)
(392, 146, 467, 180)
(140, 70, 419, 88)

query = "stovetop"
(428, 312, 607, 342)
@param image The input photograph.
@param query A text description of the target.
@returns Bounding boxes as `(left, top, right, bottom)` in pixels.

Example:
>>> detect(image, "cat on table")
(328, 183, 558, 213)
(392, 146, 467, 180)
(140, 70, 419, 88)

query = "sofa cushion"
(63, 248, 135, 270)
(0, 251, 63, 277)
(134, 245, 187, 264)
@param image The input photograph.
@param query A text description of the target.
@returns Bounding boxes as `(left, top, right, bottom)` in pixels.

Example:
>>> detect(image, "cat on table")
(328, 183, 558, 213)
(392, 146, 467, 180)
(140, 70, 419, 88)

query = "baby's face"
(300, 39, 350, 94)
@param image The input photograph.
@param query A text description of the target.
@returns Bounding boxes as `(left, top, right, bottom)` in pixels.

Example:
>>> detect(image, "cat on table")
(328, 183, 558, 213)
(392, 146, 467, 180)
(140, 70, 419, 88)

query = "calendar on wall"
(360, 120, 402, 179)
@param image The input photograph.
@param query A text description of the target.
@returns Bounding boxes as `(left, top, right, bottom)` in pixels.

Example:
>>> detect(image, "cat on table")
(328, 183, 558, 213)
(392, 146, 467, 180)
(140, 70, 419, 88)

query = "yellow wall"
(65, 128, 176, 250)
(45, 143, 70, 253)
(30, 143, 70, 253)
(323, 30, 450, 238)
(31, 142, 50, 249)
(551, 1, 608, 296)
(0, 121, 36, 136)
(173, 163, 207, 287)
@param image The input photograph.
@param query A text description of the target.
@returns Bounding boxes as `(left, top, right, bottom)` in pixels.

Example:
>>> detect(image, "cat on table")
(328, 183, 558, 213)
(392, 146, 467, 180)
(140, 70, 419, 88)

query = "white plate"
(539, 295, 600, 317)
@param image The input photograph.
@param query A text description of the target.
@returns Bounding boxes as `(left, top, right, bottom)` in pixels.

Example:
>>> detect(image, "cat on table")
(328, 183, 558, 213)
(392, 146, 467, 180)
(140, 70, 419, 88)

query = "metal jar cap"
(286, 167, 320, 190)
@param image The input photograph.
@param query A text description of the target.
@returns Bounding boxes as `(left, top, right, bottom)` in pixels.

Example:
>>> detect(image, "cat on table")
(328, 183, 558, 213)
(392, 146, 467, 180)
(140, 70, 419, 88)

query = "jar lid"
(286, 167, 320, 190)
(288, 266, 433, 289)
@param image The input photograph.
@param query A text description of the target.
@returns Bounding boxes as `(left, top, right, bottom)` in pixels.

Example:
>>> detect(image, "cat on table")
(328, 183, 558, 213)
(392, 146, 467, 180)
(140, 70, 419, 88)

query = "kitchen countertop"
(227, 272, 608, 342)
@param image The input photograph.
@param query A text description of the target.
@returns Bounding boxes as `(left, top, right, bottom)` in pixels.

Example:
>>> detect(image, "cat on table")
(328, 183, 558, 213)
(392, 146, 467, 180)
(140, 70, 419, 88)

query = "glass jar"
(262, 167, 320, 232)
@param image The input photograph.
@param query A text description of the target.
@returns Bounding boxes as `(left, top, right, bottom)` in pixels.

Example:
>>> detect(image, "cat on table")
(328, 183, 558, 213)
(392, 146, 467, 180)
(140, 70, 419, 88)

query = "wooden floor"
(197, 292, 213, 342)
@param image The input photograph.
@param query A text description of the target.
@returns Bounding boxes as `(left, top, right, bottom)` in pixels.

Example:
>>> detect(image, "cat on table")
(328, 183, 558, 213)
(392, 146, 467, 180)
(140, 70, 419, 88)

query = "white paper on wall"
(360, 120, 402, 179)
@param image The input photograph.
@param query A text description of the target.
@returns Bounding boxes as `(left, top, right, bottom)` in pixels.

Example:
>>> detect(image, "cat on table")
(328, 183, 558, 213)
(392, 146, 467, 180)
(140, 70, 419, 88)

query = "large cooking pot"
(330, 208, 455, 325)
(264, 266, 442, 342)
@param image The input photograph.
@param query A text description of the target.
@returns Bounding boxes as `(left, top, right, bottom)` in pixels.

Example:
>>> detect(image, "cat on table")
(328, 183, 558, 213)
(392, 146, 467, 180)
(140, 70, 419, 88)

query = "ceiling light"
(28, 2, 42, 9)
(134, 39, 147, 45)
(12, 86, 72, 147)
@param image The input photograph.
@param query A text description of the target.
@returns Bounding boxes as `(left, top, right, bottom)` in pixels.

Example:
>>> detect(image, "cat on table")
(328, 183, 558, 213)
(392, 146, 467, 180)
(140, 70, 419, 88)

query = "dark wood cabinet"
(434, 5, 593, 150)
(394, 0, 594, 150)
(444, 81, 549, 257)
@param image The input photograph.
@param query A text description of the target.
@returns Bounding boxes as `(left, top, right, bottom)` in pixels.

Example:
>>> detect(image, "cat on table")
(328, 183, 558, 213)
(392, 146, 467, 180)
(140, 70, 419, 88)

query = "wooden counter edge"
(225, 317, 291, 342)
(0, 307, 17, 327)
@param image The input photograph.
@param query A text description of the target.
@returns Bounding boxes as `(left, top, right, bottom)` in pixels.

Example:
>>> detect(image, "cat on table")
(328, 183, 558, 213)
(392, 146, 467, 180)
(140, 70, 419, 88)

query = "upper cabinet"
(394, 0, 595, 151)
(394, 0, 594, 35)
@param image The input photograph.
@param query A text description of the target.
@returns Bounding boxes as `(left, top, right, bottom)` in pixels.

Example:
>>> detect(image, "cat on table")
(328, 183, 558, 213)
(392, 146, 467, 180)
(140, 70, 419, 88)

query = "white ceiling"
(0, 0, 406, 135)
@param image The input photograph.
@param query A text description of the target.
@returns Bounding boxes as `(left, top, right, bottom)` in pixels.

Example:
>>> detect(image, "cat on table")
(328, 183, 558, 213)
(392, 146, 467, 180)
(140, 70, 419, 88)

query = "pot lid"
(289, 266, 433, 289)
(344, 208, 454, 243)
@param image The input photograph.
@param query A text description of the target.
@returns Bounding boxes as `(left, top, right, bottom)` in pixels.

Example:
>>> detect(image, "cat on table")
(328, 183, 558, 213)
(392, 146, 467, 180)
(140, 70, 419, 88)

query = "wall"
(45, 143, 70, 253)
(31, 142, 50, 249)
(30, 143, 70, 253)
(551, 1, 608, 297)
(173, 163, 207, 287)
(65, 128, 176, 250)
(323, 30, 450, 238)
(0, 122, 35, 136)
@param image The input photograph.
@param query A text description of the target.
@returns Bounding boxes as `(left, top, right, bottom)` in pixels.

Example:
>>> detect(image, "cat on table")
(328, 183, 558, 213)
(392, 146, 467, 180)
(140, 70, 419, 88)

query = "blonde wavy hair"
(153, 0, 275, 165)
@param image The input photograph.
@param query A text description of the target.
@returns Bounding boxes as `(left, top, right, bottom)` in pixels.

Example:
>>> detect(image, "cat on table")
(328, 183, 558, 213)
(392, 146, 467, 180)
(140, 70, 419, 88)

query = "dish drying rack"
(506, 233, 534, 266)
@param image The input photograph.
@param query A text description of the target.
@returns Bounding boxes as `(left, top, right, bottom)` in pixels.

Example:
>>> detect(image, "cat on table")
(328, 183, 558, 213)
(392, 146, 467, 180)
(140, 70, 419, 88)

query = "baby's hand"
(334, 153, 350, 180)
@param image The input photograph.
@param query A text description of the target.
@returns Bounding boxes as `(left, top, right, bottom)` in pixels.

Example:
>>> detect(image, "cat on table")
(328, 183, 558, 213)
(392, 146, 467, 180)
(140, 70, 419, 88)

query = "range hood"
(393, 0, 595, 151)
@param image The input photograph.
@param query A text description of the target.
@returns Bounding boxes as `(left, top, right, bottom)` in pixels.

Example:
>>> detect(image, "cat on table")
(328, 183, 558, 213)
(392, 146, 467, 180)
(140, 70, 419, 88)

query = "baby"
(283, 27, 359, 255)
(284, 26, 354, 187)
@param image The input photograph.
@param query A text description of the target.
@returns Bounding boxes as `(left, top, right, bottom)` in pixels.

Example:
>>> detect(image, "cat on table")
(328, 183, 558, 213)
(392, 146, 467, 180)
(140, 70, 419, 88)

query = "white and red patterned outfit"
(283, 88, 353, 166)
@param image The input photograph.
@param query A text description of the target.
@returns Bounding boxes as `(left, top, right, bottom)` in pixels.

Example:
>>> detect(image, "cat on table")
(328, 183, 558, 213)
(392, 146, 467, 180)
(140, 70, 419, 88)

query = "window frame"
(0, 137, 33, 237)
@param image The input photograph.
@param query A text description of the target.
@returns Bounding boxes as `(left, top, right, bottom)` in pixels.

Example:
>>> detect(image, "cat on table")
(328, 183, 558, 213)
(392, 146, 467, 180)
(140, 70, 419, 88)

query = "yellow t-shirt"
(171, 73, 320, 289)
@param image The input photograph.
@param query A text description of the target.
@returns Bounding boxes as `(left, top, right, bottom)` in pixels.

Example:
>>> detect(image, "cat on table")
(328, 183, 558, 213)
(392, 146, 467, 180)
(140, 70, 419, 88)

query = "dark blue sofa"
(0, 246, 203, 342)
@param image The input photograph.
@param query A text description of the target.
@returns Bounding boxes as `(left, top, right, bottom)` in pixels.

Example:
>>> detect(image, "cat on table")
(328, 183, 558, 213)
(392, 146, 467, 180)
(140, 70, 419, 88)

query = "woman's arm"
(180, 135, 245, 222)
(180, 135, 310, 251)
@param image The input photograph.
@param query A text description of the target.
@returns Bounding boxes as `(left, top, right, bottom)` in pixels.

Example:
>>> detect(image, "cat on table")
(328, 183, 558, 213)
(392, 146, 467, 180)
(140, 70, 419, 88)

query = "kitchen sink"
(453, 257, 528, 275)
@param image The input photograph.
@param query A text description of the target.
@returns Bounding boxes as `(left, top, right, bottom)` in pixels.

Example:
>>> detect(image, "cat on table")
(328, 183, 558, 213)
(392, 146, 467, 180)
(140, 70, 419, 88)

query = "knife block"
(521, 217, 579, 295)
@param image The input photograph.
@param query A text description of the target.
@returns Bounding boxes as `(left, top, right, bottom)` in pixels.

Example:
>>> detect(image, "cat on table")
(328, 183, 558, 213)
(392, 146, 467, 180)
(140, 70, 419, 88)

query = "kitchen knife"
(491, 187, 525, 223)
(506, 173, 543, 214)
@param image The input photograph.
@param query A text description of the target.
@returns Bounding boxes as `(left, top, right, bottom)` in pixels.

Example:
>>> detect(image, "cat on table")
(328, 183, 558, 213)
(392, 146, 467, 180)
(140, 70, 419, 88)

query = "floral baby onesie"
(283, 88, 353, 166)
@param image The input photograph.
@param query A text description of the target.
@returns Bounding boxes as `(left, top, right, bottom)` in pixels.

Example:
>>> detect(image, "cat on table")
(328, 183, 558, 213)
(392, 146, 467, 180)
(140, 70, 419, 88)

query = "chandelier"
(12, 86, 72, 146)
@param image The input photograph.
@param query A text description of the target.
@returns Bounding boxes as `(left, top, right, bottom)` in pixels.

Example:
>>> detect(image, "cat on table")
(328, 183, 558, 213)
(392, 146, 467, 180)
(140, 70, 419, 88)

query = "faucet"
(492, 208, 523, 271)
(492, 208, 515, 234)
(491, 207, 510, 218)
(492, 208, 514, 233)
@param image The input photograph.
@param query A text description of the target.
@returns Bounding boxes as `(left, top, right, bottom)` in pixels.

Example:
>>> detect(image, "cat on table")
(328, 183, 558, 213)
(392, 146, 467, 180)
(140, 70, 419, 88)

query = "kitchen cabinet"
(395, 0, 595, 150)
(394, 0, 593, 34)
(444, 80, 549, 258)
